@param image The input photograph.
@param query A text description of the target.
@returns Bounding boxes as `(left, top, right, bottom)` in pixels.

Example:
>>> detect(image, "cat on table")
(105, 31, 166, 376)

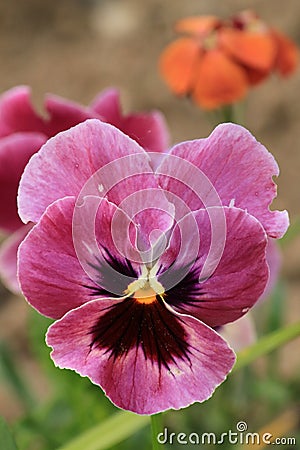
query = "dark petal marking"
(82, 247, 138, 297)
(163, 262, 205, 308)
(89, 297, 191, 372)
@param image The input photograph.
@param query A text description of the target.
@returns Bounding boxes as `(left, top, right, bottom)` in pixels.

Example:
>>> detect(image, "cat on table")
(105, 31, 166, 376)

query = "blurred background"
(0, 0, 299, 449)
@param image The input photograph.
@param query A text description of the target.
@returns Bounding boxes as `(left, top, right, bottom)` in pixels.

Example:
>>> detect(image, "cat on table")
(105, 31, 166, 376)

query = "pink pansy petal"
(44, 94, 101, 137)
(18, 120, 161, 224)
(0, 224, 33, 293)
(157, 207, 201, 278)
(72, 195, 141, 291)
(163, 206, 269, 328)
(91, 88, 170, 152)
(121, 112, 170, 153)
(18, 195, 149, 318)
(0, 86, 46, 137)
(46, 298, 235, 415)
(18, 197, 109, 319)
(157, 123, 289, 238)
(115, 187, 174, 258)
(219, 314, 256, 352)
(0, 132, 46, 232)
(90, 88, 123, 127)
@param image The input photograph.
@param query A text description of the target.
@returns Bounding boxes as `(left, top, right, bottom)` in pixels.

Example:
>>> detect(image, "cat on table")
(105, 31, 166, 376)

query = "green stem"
(218, 102, 246, 125)
(221, 104, 235, 122)
(58, 411, 148, 450)
(151, 413, 164, 450)
(233, 321, 300, 372)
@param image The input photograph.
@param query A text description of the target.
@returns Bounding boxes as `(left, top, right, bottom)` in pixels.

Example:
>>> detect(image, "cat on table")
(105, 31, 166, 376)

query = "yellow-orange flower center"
(134, 287, 157, 304)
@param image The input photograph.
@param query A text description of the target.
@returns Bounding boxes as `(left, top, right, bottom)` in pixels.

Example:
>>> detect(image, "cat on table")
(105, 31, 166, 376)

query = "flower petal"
(90, 88, 170, 152)
(46, 297, 235, 414)
(90, 88, 123, 126)
(175, 16, 221, 37)
(158, 123, 289, 238)
(220, 28, 276, 71)
(44, 94, 101, 137)
(0, 132, 46, 232)
(18, 196, 119, 319)
(159, 37, 201, 96)
(0, 224, 32, 293)
(191, 50, 248, 109)
(18, 187, 175, 318)
(271, 29, 299, 77)
(243, 66, 270, 86)
(162, 206, 269, 328)
(0, 86, 46, 137)
(18, 119, 158, 224)
(120, 112, 170, 153)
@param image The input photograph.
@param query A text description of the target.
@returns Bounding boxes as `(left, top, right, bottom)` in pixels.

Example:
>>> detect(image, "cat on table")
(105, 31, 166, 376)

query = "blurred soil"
(0, 0, 299, 421)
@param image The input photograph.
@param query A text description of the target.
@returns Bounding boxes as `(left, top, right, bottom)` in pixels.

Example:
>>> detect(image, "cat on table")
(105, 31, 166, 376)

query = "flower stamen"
(134, 287, 157, 304)
(125, 265, 165, 304)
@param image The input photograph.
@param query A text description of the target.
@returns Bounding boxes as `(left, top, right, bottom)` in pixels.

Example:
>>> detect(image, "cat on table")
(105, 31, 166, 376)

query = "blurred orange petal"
(221, 28, 276, 71)
(175, 16, 220, 36)
(192, 50, 248, 109)
(159, 38, 201, 95)
(271, 29, 299, 76)
(244, 67, 270, 85)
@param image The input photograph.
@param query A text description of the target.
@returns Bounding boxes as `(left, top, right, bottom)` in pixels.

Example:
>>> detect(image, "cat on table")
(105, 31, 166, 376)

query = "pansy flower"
(159, 10, 298, 109)
(17, 120, 288, 414)
(0, 86, 169, 292)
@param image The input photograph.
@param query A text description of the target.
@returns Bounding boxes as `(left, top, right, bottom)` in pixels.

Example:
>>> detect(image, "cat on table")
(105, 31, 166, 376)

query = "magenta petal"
(0, 86, 47, 137)
(0, 132, 46, 232)
(113, 187, 174, 260)
(74, 189, 174, 270)
(121, 112, 170, 153)
(0, 224, 32, 293)
(18, 196, 105, 319)
(44, 94, 101, 137)
(90, 88, 123, 127)
(164, 206, 269, 328)
(18, 119, 156, 224)
(158, 123, 289, 238)
(18, 195, 146, 317)
(72, 195, 141, 293)
(46, 298, 235, 414)
(91, 88, 170, 152)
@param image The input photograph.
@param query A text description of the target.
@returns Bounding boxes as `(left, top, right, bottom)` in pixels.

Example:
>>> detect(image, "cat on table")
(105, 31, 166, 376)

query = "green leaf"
(57, 410, 149, 450)
(0, 417, 18, 450)
(266, 282, 285, 333)
(233, 321, 300, 372)
(0, 342, 35, 411)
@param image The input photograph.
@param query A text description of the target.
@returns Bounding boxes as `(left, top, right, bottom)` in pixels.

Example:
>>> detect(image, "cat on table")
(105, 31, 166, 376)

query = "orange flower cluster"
(159, 10, 298, 110)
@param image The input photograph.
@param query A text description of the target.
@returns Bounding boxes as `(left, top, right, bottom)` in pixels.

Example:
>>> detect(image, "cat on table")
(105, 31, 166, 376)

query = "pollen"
(134, 287, 157, 304)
